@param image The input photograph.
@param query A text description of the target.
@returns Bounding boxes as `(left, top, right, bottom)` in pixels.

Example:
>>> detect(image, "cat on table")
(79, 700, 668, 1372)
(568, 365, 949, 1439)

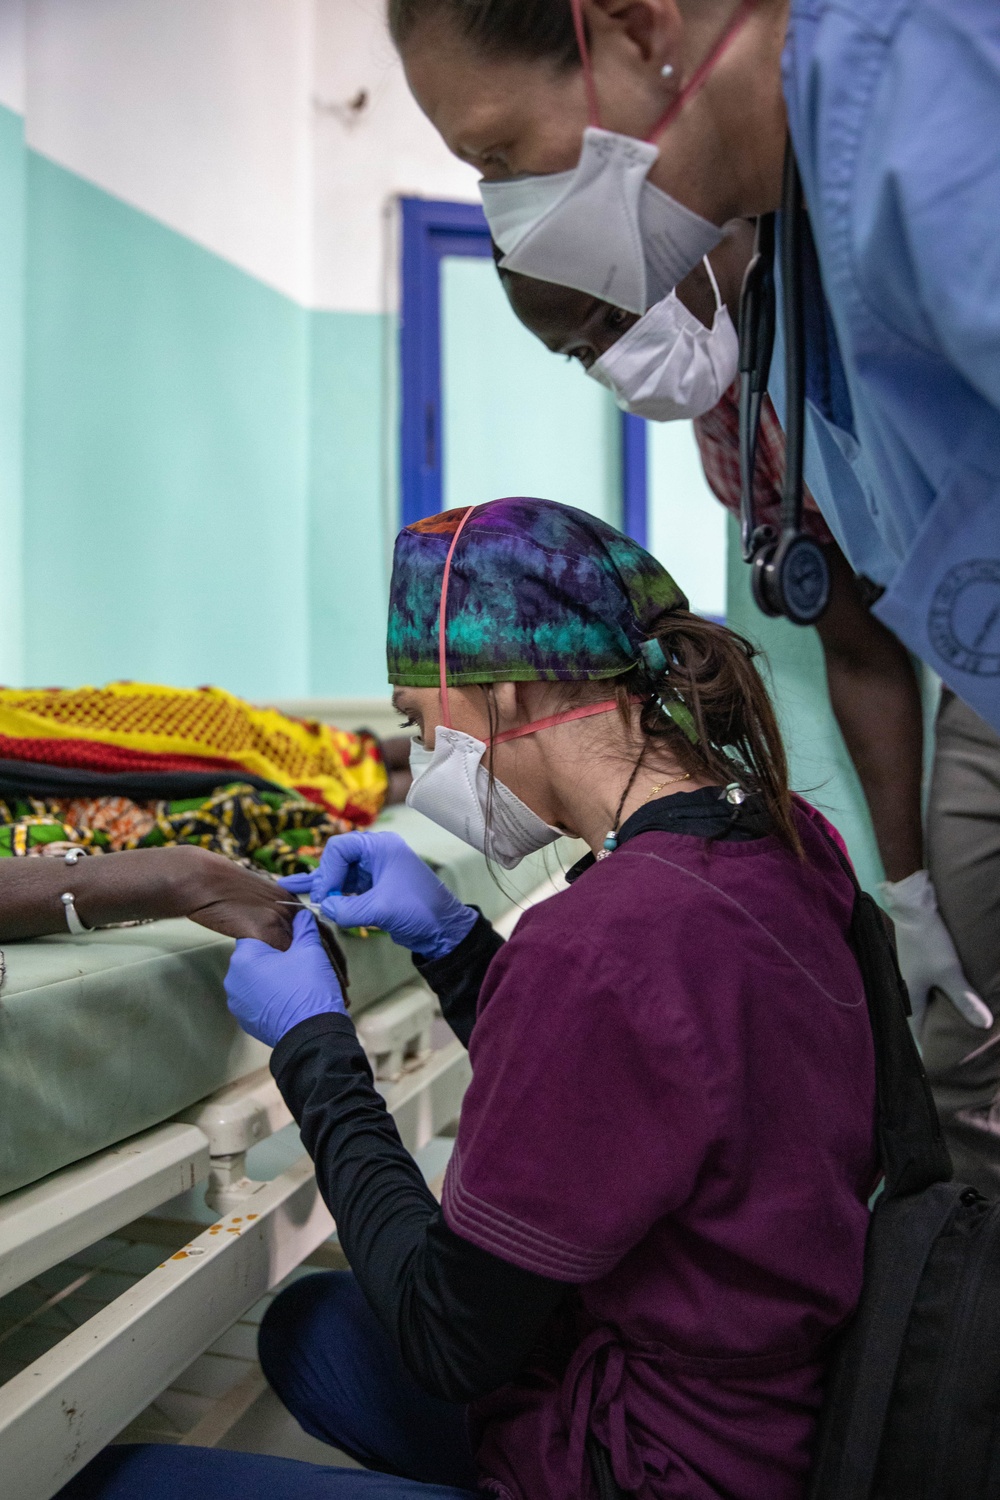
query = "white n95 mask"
(407, 727, 561, 870)
(481, 128, 721, 317)
(480, 0, 756, 316)
(588, 258, 739, 421)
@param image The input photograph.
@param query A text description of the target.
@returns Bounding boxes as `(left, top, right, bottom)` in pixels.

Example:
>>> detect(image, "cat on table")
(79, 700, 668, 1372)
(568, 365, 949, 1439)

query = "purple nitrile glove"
(224, 907, 346, 1048)
(278, 831, 477, 960)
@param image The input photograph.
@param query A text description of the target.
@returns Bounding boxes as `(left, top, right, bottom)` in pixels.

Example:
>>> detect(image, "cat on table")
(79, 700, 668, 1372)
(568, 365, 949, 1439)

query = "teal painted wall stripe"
(24, 150, 313, 700)
(0, 105, 26, 684)
(308, 311, 391, 697)
(2, 136, 393, 701)
(726, 517, 884, 893)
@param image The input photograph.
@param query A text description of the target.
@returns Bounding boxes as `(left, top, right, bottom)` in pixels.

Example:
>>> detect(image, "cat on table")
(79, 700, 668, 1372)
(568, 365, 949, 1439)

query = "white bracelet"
(60, 892, 92, 935)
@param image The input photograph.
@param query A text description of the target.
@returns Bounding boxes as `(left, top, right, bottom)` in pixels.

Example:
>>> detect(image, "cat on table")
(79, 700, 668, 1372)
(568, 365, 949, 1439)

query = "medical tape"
(277, 896, 336, 918)
(569, 0, 758, 141)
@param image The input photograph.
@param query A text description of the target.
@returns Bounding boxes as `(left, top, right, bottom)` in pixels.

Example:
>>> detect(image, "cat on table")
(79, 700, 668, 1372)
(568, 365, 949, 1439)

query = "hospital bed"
(0, 703, 576, 1497)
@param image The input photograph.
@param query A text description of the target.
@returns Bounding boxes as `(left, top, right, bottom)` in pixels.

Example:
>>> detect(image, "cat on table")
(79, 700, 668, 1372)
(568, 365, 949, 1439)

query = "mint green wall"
(0, 106, 25, 684)
(647, 418, 726, 619)
(24, 151, 310, 699)
(0, 139, 393, 701)
(726, 517, 884, 893)
(440, 256, 621, 524)
(308, 311, 390, 697)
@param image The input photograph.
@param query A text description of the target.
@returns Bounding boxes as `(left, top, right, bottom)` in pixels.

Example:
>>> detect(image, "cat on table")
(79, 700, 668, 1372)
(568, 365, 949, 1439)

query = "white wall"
(14, 0, 478, 310)
(0, 0, 26, 113)
(311, 0, 479, 312)
(23, 0, 316, 299)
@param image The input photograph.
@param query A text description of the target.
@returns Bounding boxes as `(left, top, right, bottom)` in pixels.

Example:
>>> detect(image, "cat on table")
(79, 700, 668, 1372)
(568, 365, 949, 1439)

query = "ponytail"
(616, 610, 800, 852)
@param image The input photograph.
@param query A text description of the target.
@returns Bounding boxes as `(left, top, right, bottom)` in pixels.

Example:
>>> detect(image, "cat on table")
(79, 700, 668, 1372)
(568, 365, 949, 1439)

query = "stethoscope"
(737, 143, 831, 625)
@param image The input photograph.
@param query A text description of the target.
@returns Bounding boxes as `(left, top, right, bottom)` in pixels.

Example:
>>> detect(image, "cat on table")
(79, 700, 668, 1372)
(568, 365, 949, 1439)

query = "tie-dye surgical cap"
(387, 497, 687, 687)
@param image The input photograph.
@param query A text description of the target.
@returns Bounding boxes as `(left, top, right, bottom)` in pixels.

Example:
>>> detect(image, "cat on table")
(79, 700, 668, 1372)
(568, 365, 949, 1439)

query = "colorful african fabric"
(0, 684, 386, 824)
(0, 784, 352, 875)
(387, 497, 687, 688)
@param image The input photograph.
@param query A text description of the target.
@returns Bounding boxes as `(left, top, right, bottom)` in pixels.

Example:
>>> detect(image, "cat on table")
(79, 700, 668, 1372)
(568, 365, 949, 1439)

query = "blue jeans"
(58, 1272, 478, 1499)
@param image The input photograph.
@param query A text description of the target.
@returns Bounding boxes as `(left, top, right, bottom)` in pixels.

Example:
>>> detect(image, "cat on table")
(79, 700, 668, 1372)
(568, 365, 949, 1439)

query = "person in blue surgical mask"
(391, 0, 1000, 739)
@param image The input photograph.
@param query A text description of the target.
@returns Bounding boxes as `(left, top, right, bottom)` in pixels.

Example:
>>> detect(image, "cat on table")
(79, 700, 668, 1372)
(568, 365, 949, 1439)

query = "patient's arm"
(0, 846, 296, 949)
(814, 544, 924, 882)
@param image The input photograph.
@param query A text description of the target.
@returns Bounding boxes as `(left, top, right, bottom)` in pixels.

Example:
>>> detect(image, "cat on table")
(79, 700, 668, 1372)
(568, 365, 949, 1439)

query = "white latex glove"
(879, 869, 993, 1036)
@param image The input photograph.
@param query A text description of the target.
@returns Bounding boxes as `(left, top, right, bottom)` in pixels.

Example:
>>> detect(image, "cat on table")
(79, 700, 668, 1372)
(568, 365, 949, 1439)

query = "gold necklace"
(597, 771, 692, 859)
(642, 770, 691, 804)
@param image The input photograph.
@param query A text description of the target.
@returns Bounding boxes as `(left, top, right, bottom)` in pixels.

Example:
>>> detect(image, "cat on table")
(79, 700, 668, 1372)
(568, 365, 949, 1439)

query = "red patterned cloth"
(693, 380, 834, 544)
(0, 735, 248, 778)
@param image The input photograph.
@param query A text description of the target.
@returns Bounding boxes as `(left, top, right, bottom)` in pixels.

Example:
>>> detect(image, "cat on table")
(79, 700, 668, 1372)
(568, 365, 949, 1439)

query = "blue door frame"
(399, 196, 649, 543)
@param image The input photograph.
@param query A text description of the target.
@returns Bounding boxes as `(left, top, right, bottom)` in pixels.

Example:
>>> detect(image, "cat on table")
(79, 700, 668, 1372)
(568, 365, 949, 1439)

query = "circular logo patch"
(928, 559, 1000, 676)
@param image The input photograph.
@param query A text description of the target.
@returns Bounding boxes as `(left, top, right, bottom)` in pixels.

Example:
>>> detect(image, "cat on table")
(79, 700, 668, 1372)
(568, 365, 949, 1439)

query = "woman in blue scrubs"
(391, 0, 1000, 735)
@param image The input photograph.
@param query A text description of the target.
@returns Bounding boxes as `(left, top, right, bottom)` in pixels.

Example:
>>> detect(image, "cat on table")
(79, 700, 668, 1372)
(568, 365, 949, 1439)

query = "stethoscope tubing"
(736, 140, 830, 625)
(739, 140, 809, 556)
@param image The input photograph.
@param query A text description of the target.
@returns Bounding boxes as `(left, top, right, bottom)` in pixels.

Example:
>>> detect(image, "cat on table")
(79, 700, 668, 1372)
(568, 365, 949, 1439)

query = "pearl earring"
(661, 63, 674, 78)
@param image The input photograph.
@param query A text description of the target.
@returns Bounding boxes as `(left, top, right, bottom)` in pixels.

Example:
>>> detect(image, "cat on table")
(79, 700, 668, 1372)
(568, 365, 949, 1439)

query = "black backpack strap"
(824, 835, 951, 1198)
(806, 1179, 965, 1500)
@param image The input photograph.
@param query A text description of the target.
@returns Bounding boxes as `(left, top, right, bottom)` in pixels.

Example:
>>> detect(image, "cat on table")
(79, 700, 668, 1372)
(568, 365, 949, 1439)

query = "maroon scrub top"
(442, 804, 876, 1500)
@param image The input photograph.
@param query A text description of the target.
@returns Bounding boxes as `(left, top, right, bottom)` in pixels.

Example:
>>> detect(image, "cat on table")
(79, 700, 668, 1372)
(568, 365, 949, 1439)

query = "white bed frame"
(0, 884, 545, 1499)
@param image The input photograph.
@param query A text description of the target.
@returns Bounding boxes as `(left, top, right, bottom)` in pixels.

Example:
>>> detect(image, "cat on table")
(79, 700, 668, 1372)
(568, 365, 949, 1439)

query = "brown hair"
(544, 609, 800, 851)
(476, 609, 798, 854)
(388, 0, 581, 68)
(618, 609, 799, 849)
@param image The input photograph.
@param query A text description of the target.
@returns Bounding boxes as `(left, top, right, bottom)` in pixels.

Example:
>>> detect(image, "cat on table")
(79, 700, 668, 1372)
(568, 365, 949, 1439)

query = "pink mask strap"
(570, 0, 756, 142)
(492, 697, 621, 746)
(570, 0, 601, 128)
(645, 0, 757, 142)
(438, 506, 477, 729)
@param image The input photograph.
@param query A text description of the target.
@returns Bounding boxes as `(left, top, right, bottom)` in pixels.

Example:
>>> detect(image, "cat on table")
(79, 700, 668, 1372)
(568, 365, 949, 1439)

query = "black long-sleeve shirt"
(271, 790, 768, 1404)
(271, 914, 565, 1403)
(412, 911, 503, 1047)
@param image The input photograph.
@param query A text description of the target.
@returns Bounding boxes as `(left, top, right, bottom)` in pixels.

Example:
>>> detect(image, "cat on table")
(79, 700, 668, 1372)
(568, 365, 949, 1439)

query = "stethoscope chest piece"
(751, 531, 831, 624)
(739, 140, 831, 628)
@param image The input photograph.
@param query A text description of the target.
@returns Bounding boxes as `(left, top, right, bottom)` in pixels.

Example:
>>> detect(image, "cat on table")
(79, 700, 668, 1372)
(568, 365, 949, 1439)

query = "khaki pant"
(922, 691, 1000, 1197)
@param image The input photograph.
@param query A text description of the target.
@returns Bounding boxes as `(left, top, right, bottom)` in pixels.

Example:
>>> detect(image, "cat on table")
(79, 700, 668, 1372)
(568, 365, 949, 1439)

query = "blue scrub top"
(781, 0, 1000, 731)
(767, 284, 894, 590)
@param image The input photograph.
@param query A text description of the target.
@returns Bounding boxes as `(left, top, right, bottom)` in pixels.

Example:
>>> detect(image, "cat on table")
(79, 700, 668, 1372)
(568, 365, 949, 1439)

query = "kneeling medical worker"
(64, 498, 876, 1500)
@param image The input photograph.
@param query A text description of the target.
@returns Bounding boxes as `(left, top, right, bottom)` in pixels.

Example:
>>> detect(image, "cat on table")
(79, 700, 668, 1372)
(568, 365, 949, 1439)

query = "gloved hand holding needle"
(225, 908, 346, 1048)
(278, 831, 478, 960)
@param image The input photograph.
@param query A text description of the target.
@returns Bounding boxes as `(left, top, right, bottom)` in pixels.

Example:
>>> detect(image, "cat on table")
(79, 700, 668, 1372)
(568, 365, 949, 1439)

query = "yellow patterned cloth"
(0, 683, 387, 824)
